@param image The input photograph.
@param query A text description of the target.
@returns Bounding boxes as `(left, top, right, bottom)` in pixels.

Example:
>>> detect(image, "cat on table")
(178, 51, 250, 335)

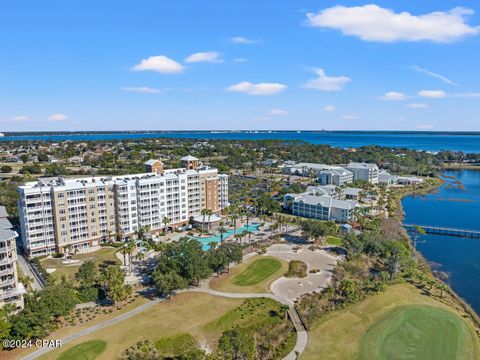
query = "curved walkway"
(189, 279, 308, 360)
(21, 253, 309, 360)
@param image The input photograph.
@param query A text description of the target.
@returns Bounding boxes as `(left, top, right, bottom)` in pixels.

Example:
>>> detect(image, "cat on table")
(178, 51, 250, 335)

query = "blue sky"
(1, 1, 479, 131)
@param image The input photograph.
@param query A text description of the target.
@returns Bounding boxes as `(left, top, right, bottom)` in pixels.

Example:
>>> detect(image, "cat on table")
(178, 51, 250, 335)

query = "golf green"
(359, 305, 477, 360)
(57, 340, 107, 360)
(232, 258, 282, 286)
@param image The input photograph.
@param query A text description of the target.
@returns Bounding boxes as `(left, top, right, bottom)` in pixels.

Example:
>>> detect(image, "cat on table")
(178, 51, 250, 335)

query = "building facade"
(0, 206, 25, 309)
(284, 186, 356, 223)
(318, 168, 354, 186)
(18, 157, 229, 257)
(346, 162, 379, 184)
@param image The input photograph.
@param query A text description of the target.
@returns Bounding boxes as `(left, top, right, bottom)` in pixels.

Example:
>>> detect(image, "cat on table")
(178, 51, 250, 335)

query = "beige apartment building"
(18, 156, 229, 257)
(0, 206, 25, 309)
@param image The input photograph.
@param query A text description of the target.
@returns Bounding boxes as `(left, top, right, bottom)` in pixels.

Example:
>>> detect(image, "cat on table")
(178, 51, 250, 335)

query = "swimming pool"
(195, 223, 260, 250)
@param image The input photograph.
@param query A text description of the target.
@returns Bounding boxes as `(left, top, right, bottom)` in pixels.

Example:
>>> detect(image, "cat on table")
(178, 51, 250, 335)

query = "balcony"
(0, 278, 16, 287)
(0, 267, 15, 277)
(0, 255, 16, 266)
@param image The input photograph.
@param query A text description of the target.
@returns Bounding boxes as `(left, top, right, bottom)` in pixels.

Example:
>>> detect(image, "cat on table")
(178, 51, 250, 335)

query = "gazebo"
(193, 214, 222, 230)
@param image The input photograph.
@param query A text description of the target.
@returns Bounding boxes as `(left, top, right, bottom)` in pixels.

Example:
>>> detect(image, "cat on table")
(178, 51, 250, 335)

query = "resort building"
(283, 163, 338, 176)
(346, 162, 379, 184)
(318, 168, 354, 186)
(17, 156, 229, 257)
(378, 170, 397, 185)
(0, 206, 25, 309)
(284, 186, 356, 223)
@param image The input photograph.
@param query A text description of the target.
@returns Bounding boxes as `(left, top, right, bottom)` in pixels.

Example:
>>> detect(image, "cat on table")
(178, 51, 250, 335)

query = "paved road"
(16, 253, 43, 291)
(21, 298, 163, 360)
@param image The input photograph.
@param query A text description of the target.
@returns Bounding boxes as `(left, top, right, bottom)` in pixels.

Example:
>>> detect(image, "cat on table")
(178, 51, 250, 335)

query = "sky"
(1, 1, 479, 132)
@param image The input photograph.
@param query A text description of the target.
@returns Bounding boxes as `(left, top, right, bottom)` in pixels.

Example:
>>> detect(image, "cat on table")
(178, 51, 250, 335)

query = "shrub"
(285, 260, 308, 278)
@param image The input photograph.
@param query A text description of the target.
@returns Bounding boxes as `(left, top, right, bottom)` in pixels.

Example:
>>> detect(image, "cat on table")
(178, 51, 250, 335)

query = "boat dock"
(404, 224, 480, 239)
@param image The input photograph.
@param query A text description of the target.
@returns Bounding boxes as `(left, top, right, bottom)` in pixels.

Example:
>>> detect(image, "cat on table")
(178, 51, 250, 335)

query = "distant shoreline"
(2, 130, 480, 137)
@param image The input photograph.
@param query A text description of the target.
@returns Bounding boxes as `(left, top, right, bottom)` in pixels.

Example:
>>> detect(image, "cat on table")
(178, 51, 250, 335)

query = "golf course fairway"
(359, 304, 478, 360)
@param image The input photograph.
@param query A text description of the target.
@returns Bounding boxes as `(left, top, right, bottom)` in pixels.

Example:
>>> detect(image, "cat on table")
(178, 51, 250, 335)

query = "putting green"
(359, 305, 477, 360)
(57, 340, 107, 360)
(232, 258, 282, 286)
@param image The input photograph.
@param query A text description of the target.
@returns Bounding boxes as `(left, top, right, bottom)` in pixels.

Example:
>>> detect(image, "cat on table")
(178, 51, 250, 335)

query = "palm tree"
(234, 233, 243, 244)
(206, 208, 213, 232)
(200, 208, 208, 234)
(411, 226, 426, 259)
(208, 241, 218, 251)
(126, 238, 136, 274)
(162, 216, 171, 234)
(218, 226, 227, 243)
(21, 275, 33, 291)
(136, 251, 145, 263)
(244, 230, 253, 244)
(229, 213, 239, 235)
(120, 245, 129, 268)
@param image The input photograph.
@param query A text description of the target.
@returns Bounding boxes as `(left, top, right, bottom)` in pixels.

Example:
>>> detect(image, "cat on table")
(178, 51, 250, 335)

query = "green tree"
(0, 165, 12, 173)
(217, 328, 255, 360)
(218, 226, 227, 243)
(75, 259, 98, 288)
(99, 265, 131, 304)
(0, 306, 13, 349)
(162, 216, 171, 234)
(151, 271, 187, 299)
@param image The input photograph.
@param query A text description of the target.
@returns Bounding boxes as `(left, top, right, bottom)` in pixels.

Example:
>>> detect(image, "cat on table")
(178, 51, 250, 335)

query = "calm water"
(1, 131, 480, 153)
(402, 170, 480, 313)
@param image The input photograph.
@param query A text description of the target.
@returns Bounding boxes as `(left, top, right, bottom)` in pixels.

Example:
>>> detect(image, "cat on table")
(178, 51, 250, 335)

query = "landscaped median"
(300, 283, 480, 360)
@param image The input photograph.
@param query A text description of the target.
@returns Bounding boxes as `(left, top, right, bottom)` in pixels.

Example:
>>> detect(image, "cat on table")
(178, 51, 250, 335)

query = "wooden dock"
(404, 224, 480, 239)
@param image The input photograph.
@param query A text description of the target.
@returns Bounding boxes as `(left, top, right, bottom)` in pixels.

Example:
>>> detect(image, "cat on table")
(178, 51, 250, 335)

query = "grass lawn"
(38, 292, 244, 360)
(205, 297, 297, 359)
(359, 305, 477, 360)
(57, 340, 107, 360)
(301, 283, 480, 360)
(211, 256, 287, 293)
(41, 247, 121, 284)
(9, 296, 150, 360)
(324, 236, 342, 246)
(154, 333, 197, 356)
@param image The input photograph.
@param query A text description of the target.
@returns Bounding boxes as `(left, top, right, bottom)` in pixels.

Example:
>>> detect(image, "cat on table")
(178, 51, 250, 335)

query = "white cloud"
(412, 66, 458, 86)
(48, 113, 68, 121)
(230, 36, 261, 44)
(405, 103, 429, 109)
(132, 55, 184, 74)
(11, 115, 29, 121)
(324, 105, 336, 112)
(185, 51, 223, 64)
(418, 90, 447, 98)
(226, 81, 287, 96)
(268, 109, 288, 116)
(303, 68, 350, 91)
(233, 58, 248, 63)
(416, 124, 434, 129)
(306, 5, 480, 43)
(342, 115, 359, 120)
(122, 86, 161, 94)
(381, 91, 408, 101)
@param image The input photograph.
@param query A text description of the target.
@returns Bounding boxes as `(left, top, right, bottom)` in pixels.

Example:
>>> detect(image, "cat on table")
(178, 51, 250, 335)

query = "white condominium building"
(318, 168, 354, 186)
(284, 186, 356, 223)
(346, 162, 379, 184)
(18, 156, 229, 257)
(0, 206, 25, 309)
